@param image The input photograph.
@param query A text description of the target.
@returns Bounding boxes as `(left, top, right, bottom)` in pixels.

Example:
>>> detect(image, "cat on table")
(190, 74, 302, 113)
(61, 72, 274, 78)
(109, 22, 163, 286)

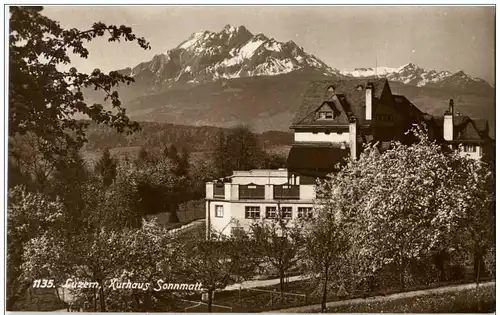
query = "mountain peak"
(397, 62, 422, 71)
(221, 24, 250, 35)
(132, 25, 337, 86)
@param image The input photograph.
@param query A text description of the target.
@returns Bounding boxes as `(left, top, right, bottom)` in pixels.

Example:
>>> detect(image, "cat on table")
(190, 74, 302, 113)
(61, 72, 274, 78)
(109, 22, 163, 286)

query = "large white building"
(206, 78, 424, 237)
(205, 78, 493, 237)
(205, 169, 315, 237)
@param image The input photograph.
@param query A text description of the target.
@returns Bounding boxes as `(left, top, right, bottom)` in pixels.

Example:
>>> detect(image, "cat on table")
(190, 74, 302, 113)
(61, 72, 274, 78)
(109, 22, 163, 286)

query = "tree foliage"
(302, 191, 350, 312)
(7, 186, 65, 309)
(9, 6, 150, 161)
(321, 126, 495, 289)
(182, 226, 258, 312)
(249, 210, 305, 299)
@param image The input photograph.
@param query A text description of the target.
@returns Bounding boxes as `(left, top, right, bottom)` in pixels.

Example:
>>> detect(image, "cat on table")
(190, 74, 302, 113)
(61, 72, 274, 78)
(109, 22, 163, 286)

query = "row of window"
(317, 111, 337, 120)
(376, 114, 393, 121)
(311, 130, 343, 135)
(245, 206, 313, 219)
(316, 112, 392, 122)
(214, 205, 313, 220)
(462, 145, 477, 153)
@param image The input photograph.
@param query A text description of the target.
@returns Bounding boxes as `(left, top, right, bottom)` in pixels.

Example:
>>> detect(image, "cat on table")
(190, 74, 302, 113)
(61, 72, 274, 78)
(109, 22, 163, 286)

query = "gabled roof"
(393, 94, 423, 118)
(426, 115, 490, 142)
(472, 119, 489, 136)
(291, 78, 388, 128)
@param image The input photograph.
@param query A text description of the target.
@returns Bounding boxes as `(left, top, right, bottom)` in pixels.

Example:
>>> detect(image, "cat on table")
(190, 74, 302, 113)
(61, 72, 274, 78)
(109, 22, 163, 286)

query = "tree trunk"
(144, 292, 152, 311)
(208, 289, 213, 312)
(474, 251, 486, 283)
(476, 260, 481, 312)
(399, 252, 405, 291)
(321, 266, 329, 313)
(279, 269, 285, 301)
(99, 282, 106, 312)
(93, 287, 97, 312)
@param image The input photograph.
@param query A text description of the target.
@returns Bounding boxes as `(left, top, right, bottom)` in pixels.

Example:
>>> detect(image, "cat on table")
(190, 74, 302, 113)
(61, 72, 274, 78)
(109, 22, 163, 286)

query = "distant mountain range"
(341, 63, 493, 94)
(84, 25, 494, 136)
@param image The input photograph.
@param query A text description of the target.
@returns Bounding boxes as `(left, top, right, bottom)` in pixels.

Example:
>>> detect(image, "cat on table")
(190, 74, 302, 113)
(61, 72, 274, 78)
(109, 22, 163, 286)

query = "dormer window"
(357, 85, 363, 91)
(327, 86, 335, 92)
(317, 111, 334, 120)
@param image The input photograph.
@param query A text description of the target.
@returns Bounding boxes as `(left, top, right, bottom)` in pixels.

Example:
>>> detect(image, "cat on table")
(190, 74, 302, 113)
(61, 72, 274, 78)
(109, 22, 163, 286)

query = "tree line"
(83, 120, 293, 154)
(10, 128, 494, 312)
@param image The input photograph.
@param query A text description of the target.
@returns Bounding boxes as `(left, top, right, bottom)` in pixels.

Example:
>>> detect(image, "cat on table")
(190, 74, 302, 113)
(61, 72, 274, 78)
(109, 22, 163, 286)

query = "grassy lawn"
(178, 288, 307, 313)
(176, 278, 495, 313)
(325, 284, 495, 313)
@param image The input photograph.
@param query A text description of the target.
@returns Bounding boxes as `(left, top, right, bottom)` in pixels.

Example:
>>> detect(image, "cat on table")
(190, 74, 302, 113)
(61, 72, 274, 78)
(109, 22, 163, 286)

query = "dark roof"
(426, 115, 490, 142)
(472, 119, 489, 135)
(431, 115, 470, 127)
(287, 144, 349, 175)
(393, 94, 423, 117)
(292, 78, 388, 128)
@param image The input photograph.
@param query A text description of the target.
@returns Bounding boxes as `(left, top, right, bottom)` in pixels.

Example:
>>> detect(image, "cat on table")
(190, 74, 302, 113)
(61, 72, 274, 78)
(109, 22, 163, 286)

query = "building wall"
(207, 200, 234, 236)
(458, 145, 482, 160)
(207, 200, 315, 237)
(294, 131, 350, 143)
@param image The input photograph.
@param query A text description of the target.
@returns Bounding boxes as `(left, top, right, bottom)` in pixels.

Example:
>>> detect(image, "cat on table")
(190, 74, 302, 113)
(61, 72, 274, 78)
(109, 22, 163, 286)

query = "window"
(214, 184, 225, 198)
(266, 207, 277, 219)
(215, 205, 224, 218)
(298, 207, 313, 219)
(281, 207, 293, 219)
(239, 184, 265, 199)
(377, 114, 393, 122)
(245, 206, 260, 219)
(312, 131, 318, 134)
(325, 131, 331, 135)
(464, 145, 477, 153)
(317, 111, 334, 120)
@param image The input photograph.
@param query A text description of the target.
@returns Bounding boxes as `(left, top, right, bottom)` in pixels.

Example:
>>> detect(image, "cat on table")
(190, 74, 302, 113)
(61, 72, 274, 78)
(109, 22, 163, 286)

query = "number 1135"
(33, 279, 55, 288)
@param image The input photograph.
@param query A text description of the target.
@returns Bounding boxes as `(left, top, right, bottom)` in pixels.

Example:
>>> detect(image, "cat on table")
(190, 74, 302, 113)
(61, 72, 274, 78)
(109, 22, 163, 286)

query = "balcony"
(273, 185, 300, 200)
(239, 184, 265, 200)
(214, 184, 225, 199)
(206, 182, 315, 201)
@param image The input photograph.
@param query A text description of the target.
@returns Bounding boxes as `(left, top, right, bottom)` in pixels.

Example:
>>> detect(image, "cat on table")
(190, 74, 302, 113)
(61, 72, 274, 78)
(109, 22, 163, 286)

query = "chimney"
(365, 83, 373, 121)
(443, 99, 454, 141)
(349, 117, 357, 159)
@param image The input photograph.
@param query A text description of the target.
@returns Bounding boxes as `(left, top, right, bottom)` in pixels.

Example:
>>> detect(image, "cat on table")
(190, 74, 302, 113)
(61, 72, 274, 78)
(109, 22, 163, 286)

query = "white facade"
(293, 131, 350, 143)
(458, 145, 482, 160)
(206, 169, 315, 237)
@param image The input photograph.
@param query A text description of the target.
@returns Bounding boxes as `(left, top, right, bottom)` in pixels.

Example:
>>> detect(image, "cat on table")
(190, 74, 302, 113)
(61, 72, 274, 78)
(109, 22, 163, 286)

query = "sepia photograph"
(5, 4, 496, 313)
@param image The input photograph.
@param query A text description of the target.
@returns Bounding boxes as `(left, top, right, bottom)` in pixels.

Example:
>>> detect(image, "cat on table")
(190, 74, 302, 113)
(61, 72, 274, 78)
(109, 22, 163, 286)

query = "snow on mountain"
(120, 26, 491, 94)
(123, 24, 338, 88)
(341, 63, 492, 90)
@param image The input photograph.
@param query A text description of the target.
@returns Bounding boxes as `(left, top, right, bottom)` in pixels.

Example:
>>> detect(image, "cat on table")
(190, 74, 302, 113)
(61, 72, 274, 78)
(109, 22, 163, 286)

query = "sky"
(42, 5, 495, 83)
